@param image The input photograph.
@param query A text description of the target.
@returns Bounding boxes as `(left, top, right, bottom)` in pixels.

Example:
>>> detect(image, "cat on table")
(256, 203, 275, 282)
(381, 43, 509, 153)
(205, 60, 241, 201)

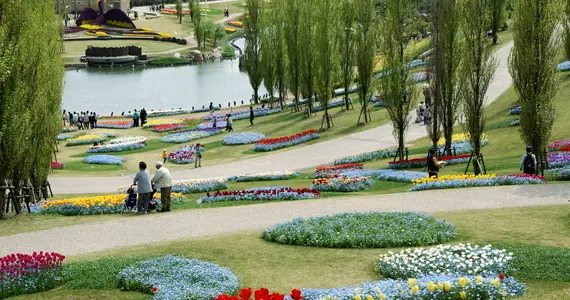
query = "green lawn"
(9, 204, 570, 299)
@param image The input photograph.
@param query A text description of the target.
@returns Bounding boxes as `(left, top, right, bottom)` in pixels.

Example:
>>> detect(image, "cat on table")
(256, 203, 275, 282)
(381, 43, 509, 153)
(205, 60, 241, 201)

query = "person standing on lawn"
(194, 143, 203, 168)
(133, 109, 140, 127)
(426, 149, 442, 178)
(162, 149, 168, 164)
(520, 146, 537, 175)
(152, 161, 173, 212)
(249, 106, 254, 126)
(133, 161, 153, 214)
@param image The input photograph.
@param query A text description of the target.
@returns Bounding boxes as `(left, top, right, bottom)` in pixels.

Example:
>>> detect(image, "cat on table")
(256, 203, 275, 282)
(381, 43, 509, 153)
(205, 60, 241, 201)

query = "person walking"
(227, 114, 233, 132)
(77, 112, 84, 130)
(194, 143, 203, 168)
(133, 109, 140, 127)
(162, 149, 168, 164)
(133, 161, 153, 214)
(209, 102, 214, 116)
(520, 146, 537, 175)
(152, 161, 173, 212)
(249, 106, 254, 126)
(62, 110, 69, 127)
(426, 149, 442, 178)
(140, 108, 147, 126)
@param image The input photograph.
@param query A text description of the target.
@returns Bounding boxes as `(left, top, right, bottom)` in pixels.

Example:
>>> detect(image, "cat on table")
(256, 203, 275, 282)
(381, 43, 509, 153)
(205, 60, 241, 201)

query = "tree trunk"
(398, 126, 405, 160)
(254, 88, 259, 104)
(0, 172, 6, 219)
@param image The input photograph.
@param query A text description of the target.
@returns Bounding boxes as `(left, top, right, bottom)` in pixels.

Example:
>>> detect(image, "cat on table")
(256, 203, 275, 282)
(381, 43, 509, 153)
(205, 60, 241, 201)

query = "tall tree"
(243, 0, 263, 104)
(299, 0, 318, 115)
(260, 1, 276, 108)
(354, 0, 376, 124)
(564, 0, 570, 59)
(432, 0, 462, 155)
(490, 0, 506, 44)
(460, 0, 497, 175)
(189, 0, 195, 23)
(339, 0, 356, 111)
(176, 0, 183, 24)
(272, 0, 288, 110)
(315, 0, 340, 128)
(380, 0, 419, 159)
(191, 0, 202, 49)
(284, 0, 302, 111)
(509, 0, 564, 175)
(0, 0, 64, 219)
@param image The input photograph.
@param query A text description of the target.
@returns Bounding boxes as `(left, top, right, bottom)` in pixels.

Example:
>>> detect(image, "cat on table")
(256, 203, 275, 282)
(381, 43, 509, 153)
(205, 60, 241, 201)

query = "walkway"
(0, 184, 566, 257)
(50, 42, 514, 194)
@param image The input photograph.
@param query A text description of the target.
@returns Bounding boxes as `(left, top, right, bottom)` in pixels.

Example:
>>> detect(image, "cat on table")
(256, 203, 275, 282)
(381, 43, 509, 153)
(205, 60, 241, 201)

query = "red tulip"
(499, 273, 505, 280)
(239, 288, 252, 300)
(289, 289, 303, 300)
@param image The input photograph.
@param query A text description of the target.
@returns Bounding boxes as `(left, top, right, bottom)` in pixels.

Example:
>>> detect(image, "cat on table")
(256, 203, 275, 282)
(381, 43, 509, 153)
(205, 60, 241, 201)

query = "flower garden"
(167, 145, 197, 164)
(87, 136, 147, 153)
(198, 187, 320, 203)
(253, 130, 320, 152)
(311, 176, 375, 192)
(65, 134, 107, 146)
(223, 132, 266, 145)
(161, 129, 222, 143)
(83, 154, 124, 165)
(409, 174, 546, 191)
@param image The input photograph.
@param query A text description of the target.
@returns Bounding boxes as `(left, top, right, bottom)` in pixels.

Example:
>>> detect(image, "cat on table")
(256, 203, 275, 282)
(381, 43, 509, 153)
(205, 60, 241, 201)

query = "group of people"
(149, 4, 165, 12)
(415, 88, 432, 125)
(132, 161, 173, 215)
(62, 110, 98, 130)
(132, 108, 148, 127)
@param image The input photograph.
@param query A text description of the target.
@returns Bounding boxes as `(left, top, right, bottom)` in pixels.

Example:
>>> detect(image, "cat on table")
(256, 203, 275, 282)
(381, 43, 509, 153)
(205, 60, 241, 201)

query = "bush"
(148, 57, 190, 66)
(222, 45, 236, 58)
(262, 212, 456, 248)
(117, 255, 240, 300)
(375, 244, 515, 279)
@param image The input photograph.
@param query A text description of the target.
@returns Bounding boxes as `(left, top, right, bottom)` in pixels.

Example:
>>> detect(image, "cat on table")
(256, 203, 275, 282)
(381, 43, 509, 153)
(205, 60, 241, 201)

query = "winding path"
(0, 184, 566, 257)
(50, 42, 514, 194)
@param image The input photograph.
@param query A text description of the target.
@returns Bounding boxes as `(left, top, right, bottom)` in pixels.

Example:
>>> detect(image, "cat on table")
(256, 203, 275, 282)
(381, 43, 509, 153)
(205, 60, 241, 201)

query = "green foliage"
(200, 21, 216, 48)
(222, 45, 236, 58)
(460, 0, 497, 174)
(495, 244, 570, 282)
(339, 0, 357, 110)
(148, 57, 189, 65)
(490, 0, 507, 44)
(565, 1, 570, 60)
(298, 0, 318, 113)
(509, 0, 563, 175)
(354, 0, 376, 124)
(243, 0, 263, 103)
(260, 0, 277, 102)
(284, 0, 302, 109)
(190, 0, 202, 48)
(379, 0, 419, 156)
(175, 0, 183, 24)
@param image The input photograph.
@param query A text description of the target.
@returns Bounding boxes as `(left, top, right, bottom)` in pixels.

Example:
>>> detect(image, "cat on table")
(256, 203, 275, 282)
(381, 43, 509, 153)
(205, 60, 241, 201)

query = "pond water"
(62, 55, 266, 115)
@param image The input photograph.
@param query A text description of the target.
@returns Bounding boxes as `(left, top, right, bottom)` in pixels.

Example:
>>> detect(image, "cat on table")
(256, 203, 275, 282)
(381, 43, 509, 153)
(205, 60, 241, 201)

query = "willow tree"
(564, 0, 570, 59)
(339, 0, 356, 110)
(460, 0, 497, 175)
(176, 0, 183, 24)
(432, 0, 462, 155)
(284, 0, 302, 111)
(0, 0, 64, 219)
(260, 1, 276, 107)
(315, 0, 340, 129)
(354, 0, 376, 124)
(509, 0, 564, 175)
(189, 0, 195, 23)
(191, 0, 201, 48)
(272, 0, 288, 110)
(244, 0, 263, 104)
(299, 0, 318, 115)
(490, 0, 506, 44)
(380, 0, 419, 159)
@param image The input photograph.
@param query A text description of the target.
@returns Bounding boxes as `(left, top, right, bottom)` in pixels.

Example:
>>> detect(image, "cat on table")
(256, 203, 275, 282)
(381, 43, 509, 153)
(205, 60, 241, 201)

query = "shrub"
(262, 212, 456, 248)
(117, 255, 239, 300)
(148, 57, 189, 65)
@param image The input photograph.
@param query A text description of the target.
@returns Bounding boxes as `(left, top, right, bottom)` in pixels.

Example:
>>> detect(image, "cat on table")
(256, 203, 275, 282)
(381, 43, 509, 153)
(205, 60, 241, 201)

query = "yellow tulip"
(475, 276, 483, 284)
(460, 291, 467, 300)
(407, 278, 416, 287)
(493, 278, 500, 288)
(326, 296, 331, 300)
(458, 277, 468, 288)
(366, 295, 373, 300)
(437, 282, 444, 290)
(411, 285, 419, 294)
(444, 281, 451, 292)
(377, 294, 386, 300)
(354, 295, 361, 300)
(427, 281, 436, 293)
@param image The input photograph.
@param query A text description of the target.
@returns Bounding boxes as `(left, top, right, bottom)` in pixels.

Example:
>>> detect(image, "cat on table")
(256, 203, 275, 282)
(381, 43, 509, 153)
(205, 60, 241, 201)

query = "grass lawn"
(53, 98, 394, 176)
(9, 204, 570, 299)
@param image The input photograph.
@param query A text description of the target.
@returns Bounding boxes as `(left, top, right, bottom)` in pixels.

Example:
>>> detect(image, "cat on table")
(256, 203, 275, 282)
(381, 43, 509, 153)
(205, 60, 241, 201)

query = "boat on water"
(85, 55, 138, 67)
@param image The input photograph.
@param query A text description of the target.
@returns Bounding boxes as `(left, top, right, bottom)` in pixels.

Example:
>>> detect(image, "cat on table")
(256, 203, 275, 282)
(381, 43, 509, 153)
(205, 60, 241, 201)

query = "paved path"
(50, 42, 514, 194)
(1, 184, 566, 257)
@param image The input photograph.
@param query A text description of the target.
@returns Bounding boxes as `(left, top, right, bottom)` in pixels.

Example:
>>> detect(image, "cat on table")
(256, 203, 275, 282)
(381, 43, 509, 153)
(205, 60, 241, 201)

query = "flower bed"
(51, 162, 64, 170)
(124, 178, 230, 194)
(167, 145, 197, 164)
(437, 139, 488, 155)
(197, 118, 228, 130)
(311, 176, 375, 192)
(557, 61, 570, 71)
(227, 20, 243, 27)
(117, 255, 239, 300)
(83, 154, 124, 165)
(145, 108, 191, 117)
(197, 187, 320, 203)
(548, 151, 570, 168)
(88, 136, 147, 153)
(340, 169, 426, 183)
(61, 126, 78, 133)
(191, 107, 221, 113)
(223, 132, 266, 145)
(310, 98, 352, 113)
(375, 243, 515, 280)
(56, 134, 72, 141)
(388, 154, 470, 169)
(0, 252, 66, 299)
(548, 140, 570, 151)
(228, 170, 299, 182)
(334, 148, 397, 165)
(300, 275, 525, 300)
(509, 106, 521, 115)
(151, 123, 188, 132)
(373, 101, 387, 107)
(437, 133, 488, 146)
(253, 130, 320, 152)
(510, 119, 520, 126)
(32, 193, 186, 216)
(262, 212, 456, 248)
(311, 163, 364, 178)
(142, 119, 183, 128)
(409, 174, 546, 191)
(549, 166, 570, 180)
(412, 71, 428, 82)
(334, 85, 358, 96)
(95, 120, 133, 129)
(205, 108, 282, 121)
(160, 129, 221, 143)
(65, 134, 106, 146)
(216, 288, 303, 300)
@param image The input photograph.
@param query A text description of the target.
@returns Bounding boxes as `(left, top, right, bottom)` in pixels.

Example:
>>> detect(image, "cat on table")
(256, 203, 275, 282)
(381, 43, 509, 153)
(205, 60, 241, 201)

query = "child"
(162, 149, 167, 164)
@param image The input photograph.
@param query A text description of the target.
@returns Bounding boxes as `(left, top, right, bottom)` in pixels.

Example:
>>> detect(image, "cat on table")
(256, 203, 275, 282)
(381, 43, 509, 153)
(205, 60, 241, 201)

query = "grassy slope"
(10, 205, 570, 300)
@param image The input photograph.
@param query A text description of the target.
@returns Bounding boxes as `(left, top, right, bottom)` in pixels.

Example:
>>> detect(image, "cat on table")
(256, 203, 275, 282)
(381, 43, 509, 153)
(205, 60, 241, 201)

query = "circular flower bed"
(198, 187, 319, 203)
(83, 155, 123, 165)
(375, 244, 515, 279)
(160, 129, 221, 143)
(61, 126, 78, 133)
(56, 134, 72, 141)
(117, 255, 239, 300)
(51, 162, 64, 170)
(228, 170, 299, 182)
(65, 134, 106, 146)
(0, 252, 66, 299)
(167, 145, 197, 164)
(557, 61, 570, 71)
(409, 173, 545, 191)
(311, 176, 374, 192)
(262, 212, 456, 248)
(223, 132, 266, 145)
(88, 136, 147, 153)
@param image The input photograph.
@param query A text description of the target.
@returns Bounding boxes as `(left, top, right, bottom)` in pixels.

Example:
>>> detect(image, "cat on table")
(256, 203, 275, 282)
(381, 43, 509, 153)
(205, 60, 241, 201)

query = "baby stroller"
(122, 186, 138, 213)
